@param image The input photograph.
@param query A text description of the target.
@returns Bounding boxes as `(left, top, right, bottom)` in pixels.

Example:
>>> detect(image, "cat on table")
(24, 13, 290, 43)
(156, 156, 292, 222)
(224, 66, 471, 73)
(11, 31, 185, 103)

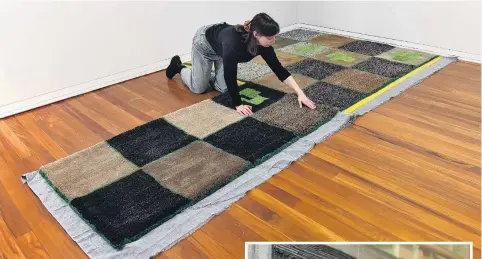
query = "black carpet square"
(285, 59, 346, 80)
(204, 117, 296, 163)
(339, 40, 395, 56)
(107, 118, 197, 167)
(304, 82, 368, 110)
(71, 170, 191, 248)
(353, 57, 415, 78)
(212, 82, 285, 112)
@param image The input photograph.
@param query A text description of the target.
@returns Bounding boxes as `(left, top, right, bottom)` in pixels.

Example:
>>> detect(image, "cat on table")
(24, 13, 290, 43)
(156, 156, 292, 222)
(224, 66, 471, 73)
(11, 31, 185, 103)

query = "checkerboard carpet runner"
(26, 28, 447, 255)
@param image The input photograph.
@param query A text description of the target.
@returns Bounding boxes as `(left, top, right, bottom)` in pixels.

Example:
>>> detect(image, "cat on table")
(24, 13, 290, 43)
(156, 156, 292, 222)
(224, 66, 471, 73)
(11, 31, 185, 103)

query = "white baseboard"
(0, 53, 191, 119)
(279, 23, 302, 34)
(1, 22, 477, 119)
(298, 23, 481, 63)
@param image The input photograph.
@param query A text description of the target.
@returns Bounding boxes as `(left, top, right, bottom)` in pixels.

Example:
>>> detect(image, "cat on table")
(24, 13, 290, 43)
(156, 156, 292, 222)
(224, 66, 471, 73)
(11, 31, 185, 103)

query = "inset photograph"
(246, 242, 472, 259)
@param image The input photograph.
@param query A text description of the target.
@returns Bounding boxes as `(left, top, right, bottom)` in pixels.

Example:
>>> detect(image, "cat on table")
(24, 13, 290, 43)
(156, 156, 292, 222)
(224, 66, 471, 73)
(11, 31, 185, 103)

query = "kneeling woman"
(166, 12, 316, 116)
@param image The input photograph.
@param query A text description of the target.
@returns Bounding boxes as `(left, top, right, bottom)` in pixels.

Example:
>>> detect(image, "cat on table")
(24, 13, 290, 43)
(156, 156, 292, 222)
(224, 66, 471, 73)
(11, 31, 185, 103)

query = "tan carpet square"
(308, 34, 357, 48)
(143, 141, 249, 199)
(163, 100, 244, 139)
(251, 50, 306, 67)
(253, 94, 338, 134)
(323, 69, 391, 93)
(41, 142, 138, 200)
(253, 73, 318, 93)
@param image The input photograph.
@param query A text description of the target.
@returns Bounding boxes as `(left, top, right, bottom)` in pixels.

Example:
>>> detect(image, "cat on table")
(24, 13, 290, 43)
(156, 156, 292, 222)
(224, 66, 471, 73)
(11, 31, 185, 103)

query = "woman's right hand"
(236, 105, 253, 116)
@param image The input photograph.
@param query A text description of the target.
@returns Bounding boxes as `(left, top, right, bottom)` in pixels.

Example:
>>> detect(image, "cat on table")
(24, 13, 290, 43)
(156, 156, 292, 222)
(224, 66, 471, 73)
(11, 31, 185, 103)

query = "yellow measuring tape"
(343, 56, 443, 114)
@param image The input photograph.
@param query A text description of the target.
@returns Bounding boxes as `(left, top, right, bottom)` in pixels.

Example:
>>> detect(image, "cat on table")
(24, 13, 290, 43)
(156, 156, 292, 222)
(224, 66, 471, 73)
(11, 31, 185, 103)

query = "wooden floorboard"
(0, 211, 26, 259)
(0, 60, 480, 259)
(15, 232, 50, 259)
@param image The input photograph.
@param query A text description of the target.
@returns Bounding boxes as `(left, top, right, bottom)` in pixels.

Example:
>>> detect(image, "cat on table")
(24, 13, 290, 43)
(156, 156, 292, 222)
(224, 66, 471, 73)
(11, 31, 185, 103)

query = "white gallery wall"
(298, 1, 481, 57)
(0, 1, 298, 118)
(0, 1, 480, 118)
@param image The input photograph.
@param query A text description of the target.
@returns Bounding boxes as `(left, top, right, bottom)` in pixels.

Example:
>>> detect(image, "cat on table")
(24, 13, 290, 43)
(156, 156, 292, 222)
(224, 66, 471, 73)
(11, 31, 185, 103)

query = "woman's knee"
(191, 88, 206, 94)
(214, 84, 227, 93)
(213, 79, 228, 93)
(191, 81, 210, 94)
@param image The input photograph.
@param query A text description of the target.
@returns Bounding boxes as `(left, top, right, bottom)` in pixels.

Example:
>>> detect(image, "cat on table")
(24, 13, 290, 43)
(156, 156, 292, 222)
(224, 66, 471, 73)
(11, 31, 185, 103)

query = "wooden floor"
(0, 60, 480, 259)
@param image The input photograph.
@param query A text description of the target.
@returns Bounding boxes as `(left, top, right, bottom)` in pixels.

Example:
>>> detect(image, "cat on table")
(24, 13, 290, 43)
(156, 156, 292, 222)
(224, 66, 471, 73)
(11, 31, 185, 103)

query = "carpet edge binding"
(21, 56, 457, 259)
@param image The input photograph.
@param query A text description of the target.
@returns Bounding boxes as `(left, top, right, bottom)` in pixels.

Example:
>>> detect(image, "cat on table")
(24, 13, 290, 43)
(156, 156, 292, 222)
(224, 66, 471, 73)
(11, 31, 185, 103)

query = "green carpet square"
(376, 47, 437, 66)
(313, 48, 371, 67)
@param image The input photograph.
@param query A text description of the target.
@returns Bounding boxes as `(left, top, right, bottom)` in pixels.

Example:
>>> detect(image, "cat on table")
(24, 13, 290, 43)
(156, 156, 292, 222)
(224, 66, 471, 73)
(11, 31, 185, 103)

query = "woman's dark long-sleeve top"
(205, 23, 291, 107)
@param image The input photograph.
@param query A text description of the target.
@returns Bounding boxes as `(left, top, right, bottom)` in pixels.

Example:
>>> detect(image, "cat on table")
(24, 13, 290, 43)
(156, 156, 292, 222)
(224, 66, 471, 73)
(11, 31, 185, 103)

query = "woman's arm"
(260, 47, 291, 83)
(282, 76, 304, 95)
(221, 34, 254, 116)
(283, 76, 316, 109)
(261, 48, 316, 109)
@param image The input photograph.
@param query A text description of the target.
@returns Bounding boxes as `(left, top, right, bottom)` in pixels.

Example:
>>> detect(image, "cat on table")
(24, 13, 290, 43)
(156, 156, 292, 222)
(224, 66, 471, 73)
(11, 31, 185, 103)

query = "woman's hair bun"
(243, 20, 251, 32)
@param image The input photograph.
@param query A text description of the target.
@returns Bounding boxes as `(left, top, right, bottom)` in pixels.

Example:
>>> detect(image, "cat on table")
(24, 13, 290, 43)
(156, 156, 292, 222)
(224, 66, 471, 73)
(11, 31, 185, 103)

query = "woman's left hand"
(297, 92, 316, 110)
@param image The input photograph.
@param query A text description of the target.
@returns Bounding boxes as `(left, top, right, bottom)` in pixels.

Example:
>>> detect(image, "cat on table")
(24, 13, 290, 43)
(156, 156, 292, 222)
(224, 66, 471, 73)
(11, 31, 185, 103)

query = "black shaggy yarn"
(71, 170, 191, 248)
(304, 82, 368, 110)
(339, 40, 395, 56)
(286, 59, 346, 81)
(354, 57, 416, 78)
(204, 117, 296, 163)
(107, 118, 197, 167)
